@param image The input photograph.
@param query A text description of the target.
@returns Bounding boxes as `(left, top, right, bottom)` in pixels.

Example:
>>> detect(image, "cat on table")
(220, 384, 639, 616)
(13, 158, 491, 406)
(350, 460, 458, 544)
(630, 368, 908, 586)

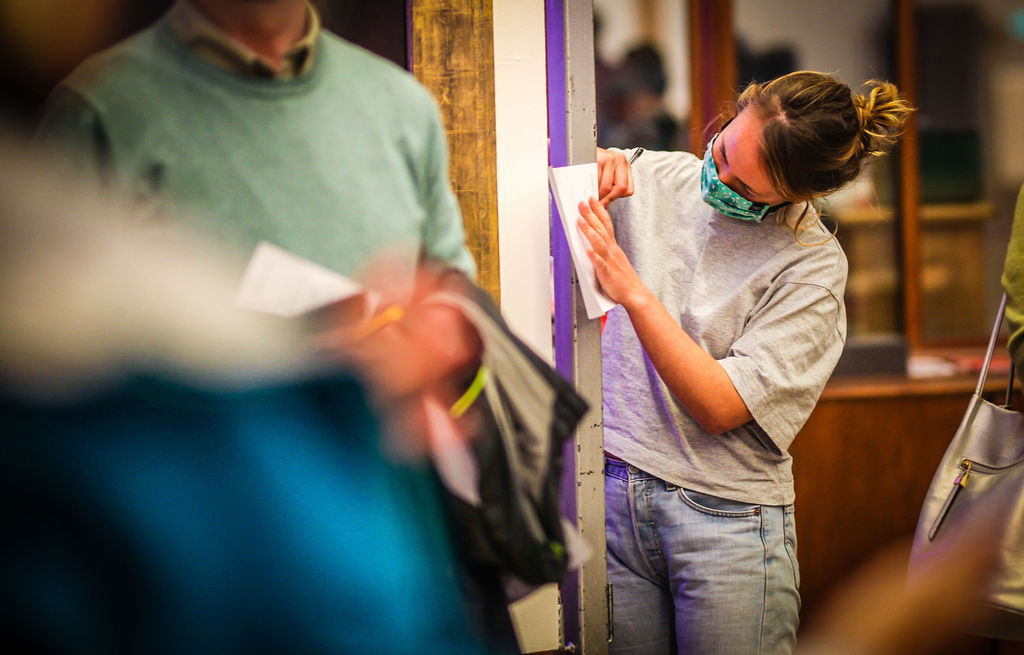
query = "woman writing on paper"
(580, 71, 913, 655)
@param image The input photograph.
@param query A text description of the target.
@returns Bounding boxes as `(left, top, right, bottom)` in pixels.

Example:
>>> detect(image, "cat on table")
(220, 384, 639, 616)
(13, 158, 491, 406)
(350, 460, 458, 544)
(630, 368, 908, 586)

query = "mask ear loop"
(743, 199, 789, 217)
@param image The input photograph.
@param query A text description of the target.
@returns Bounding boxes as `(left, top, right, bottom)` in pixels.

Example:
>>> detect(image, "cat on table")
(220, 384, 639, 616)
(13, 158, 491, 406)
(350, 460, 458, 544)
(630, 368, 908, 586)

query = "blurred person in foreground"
(0, 139, 491, 655)
(31, 0, 486, 445)
(27, 3, 591, 651)
(7, 1, 533, 652)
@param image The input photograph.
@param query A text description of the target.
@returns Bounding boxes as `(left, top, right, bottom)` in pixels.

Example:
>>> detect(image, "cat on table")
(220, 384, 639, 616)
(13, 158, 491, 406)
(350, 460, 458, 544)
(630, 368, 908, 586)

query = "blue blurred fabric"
(0, 371, 489, 654)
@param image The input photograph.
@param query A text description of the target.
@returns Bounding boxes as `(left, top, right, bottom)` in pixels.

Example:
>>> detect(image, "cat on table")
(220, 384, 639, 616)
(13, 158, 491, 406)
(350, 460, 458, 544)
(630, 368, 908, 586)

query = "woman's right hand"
(577, 196, 646, 309)
(597, 147, 634, 206)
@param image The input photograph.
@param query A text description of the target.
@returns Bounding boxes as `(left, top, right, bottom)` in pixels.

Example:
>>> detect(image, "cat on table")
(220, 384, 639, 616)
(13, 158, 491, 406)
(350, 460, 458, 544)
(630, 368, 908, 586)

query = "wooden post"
(687, 0, 735, 155)
(409, 0, 501, 302)
(896, 0, 922, 349)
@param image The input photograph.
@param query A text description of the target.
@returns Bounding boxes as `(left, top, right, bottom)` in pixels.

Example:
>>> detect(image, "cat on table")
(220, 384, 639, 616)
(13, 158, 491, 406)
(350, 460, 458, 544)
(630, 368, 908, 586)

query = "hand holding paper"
(596, 147, 637, 206)
(574, 195, 649, 312)
(548, 164, 618, 319)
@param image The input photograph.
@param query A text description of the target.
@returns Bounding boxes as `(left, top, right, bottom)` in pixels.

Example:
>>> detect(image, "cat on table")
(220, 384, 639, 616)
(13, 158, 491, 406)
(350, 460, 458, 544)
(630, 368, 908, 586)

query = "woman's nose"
(717, 168, 741, 194)
(717, 166, 736, 187)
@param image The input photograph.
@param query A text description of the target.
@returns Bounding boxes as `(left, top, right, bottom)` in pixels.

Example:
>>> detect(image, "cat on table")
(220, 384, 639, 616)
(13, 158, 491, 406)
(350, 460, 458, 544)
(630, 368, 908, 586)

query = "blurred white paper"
(548, 164, 617, 319)
(235, 242, 362, 317)
(424, 396, 481, 506)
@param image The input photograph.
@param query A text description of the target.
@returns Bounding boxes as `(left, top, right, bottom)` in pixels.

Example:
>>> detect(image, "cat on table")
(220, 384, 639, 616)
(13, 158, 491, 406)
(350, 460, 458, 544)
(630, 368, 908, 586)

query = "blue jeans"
(605, 458, 800, 655)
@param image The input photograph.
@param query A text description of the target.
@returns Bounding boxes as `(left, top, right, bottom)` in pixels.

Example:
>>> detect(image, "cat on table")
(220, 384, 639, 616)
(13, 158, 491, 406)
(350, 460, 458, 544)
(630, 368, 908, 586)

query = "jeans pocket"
(677, 487, 762, 518)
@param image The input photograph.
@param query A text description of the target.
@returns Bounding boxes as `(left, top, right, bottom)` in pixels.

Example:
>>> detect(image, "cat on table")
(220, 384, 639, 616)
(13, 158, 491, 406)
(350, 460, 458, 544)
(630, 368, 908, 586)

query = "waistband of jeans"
(603, 454, 658, 480)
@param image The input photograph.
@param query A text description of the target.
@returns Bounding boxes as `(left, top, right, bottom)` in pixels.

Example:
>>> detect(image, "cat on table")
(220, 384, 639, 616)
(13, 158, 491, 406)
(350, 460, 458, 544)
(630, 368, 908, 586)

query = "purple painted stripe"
(546, 0, 573, 381)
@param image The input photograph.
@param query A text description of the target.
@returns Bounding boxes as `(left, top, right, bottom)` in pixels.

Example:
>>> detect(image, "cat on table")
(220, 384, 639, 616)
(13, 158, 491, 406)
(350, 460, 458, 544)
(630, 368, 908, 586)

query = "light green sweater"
(1003, 183, 1024, 371)
(36, 15, 474, 279)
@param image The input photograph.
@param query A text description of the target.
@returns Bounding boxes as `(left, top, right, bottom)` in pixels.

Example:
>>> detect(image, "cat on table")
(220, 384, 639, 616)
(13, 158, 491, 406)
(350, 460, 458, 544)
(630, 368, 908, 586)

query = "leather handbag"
(909, 292, 1024, 640)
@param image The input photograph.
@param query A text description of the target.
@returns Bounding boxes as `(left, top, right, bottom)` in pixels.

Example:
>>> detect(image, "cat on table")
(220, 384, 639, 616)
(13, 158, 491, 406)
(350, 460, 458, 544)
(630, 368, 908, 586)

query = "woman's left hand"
(577, 196, 646, 309)
(596, 148, 633, 206)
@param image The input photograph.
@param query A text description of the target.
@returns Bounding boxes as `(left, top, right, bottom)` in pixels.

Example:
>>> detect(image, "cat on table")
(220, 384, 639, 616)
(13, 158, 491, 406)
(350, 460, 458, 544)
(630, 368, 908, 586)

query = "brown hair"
(720, 71, 914, 234)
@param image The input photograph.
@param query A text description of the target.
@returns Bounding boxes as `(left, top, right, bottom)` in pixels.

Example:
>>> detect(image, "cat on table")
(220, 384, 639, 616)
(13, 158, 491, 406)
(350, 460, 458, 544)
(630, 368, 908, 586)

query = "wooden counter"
(792, 372, 1022, 653)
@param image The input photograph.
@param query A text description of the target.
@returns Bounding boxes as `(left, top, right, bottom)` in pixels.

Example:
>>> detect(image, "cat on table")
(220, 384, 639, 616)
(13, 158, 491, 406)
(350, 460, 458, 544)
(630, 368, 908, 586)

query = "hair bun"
(854, 81, 914, 157)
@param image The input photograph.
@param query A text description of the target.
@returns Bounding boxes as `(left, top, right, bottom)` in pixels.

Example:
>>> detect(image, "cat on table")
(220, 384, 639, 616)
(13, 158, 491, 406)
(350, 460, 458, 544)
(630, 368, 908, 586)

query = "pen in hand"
(628, 147, 644, 165)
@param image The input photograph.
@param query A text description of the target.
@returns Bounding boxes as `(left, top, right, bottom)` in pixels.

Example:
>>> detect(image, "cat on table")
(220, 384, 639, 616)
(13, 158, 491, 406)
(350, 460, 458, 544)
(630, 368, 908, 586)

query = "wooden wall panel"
(409, 0, 500, 303)
(792, 390, 967, 611)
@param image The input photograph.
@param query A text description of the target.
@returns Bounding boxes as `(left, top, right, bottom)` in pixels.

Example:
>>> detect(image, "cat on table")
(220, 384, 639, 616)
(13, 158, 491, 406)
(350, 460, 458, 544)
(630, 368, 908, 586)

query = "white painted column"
(492, 1, 561, 652)
(493, 0, 554, 363)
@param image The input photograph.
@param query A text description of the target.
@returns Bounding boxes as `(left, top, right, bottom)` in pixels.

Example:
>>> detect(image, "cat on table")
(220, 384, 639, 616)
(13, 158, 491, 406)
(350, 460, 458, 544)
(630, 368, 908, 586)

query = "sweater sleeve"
(417, 98, 477, 278)
(1002, 182, 1024, 373)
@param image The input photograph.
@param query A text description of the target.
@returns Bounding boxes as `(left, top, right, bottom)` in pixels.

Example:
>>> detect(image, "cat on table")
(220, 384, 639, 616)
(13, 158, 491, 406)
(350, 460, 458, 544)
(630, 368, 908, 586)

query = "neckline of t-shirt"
(152, 16, 326, 99)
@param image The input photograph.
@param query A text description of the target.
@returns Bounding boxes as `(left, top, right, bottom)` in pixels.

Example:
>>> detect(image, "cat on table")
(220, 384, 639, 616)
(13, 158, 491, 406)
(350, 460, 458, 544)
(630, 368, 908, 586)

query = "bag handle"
(975, 292, 1010, 397)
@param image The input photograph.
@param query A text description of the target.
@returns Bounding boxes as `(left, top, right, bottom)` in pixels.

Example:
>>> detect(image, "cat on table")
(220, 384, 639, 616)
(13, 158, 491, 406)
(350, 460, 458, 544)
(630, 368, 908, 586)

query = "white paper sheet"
(548, 164, 618, 319)
(234, 242, 363, 317)
(424, 396, 481, 507)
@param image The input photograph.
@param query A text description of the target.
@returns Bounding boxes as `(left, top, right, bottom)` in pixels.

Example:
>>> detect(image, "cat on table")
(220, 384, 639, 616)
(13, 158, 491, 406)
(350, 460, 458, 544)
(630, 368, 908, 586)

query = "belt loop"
(665, 481, 678, 491)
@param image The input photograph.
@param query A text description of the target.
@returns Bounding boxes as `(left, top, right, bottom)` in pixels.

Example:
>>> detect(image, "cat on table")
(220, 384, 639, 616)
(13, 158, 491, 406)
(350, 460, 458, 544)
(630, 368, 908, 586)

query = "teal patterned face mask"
(700, 133, 775, 222)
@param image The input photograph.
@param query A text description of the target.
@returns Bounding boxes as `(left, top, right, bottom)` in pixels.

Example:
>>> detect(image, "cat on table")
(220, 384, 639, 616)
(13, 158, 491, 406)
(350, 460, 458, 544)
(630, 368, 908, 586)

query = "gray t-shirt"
(603, 149, 848, 506)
